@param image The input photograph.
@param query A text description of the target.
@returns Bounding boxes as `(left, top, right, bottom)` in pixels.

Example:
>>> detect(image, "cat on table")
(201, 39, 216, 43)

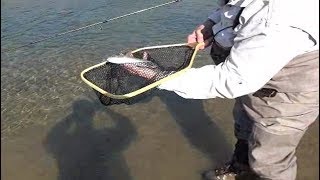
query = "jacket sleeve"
(157, 26, 315, 99)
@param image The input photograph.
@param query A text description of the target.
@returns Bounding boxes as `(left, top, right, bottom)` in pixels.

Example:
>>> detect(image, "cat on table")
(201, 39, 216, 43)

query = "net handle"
(80, 42, 204, 99)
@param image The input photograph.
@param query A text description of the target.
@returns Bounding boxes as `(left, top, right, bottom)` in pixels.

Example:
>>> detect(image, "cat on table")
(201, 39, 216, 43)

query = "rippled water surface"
(1, 0, 318, 179)
(1, 0, 214, 135)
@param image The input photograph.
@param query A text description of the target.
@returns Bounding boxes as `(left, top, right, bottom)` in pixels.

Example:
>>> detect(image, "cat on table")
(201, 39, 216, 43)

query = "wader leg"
(233, 98, 254, 141)
(248, 123, 306, 180)
(236, 50, 319, 179)
(232, 99, 254, 165)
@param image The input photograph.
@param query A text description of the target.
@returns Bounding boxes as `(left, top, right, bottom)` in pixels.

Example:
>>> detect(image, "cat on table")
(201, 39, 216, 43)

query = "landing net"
(81, 43, 201, 105)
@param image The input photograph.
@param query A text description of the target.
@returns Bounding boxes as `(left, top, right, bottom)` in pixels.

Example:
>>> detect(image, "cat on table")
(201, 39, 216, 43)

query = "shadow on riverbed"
(44, 99, 136, 180)
(156, 90, 233, 166)
(122, 90, 233, 166)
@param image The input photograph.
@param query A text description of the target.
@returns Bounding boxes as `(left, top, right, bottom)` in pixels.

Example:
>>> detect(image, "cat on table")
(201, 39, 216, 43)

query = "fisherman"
(155, 0, 319, 179)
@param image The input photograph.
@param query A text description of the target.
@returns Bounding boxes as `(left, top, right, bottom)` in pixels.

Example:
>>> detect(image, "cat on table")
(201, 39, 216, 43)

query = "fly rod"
(6, 0, 181, 52)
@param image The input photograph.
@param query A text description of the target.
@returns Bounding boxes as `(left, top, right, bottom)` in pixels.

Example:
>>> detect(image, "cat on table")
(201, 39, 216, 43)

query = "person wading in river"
(124, 0, 319, 179)
(159, 0, 319, 179)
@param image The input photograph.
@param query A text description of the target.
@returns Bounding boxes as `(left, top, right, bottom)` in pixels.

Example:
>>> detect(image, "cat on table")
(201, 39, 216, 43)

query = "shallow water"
(1, 0, 318, 179)
(1, 0, 214, 137)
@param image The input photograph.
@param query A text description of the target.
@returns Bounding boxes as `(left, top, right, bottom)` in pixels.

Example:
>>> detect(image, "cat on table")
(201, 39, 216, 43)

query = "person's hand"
(187, 20, 215, 50)
(187, 25, 205, 49)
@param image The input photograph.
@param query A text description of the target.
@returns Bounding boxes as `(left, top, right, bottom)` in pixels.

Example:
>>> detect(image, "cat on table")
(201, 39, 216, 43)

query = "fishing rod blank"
(9, 0, 181, 51)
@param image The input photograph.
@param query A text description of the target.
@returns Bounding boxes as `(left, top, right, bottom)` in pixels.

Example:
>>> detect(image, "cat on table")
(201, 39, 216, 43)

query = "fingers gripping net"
(81, 43, 201, 106)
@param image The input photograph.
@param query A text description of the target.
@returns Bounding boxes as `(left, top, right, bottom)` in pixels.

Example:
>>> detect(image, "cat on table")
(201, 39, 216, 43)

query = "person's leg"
(248, 123, 306, 180)
(202, 99, 256, 180)
(232, 98, 253, 166)
(242, 89, 319, 180)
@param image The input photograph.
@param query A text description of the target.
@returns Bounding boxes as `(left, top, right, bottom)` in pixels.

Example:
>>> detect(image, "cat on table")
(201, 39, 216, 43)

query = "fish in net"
(81, 43, 202, 106)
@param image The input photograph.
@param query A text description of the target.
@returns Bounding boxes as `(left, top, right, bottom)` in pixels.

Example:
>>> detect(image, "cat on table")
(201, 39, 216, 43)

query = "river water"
(1, 0, 318, 179)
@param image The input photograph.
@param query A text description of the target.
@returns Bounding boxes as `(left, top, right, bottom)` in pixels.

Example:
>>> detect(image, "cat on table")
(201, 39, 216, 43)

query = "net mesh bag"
(81, 43, 201, 106)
